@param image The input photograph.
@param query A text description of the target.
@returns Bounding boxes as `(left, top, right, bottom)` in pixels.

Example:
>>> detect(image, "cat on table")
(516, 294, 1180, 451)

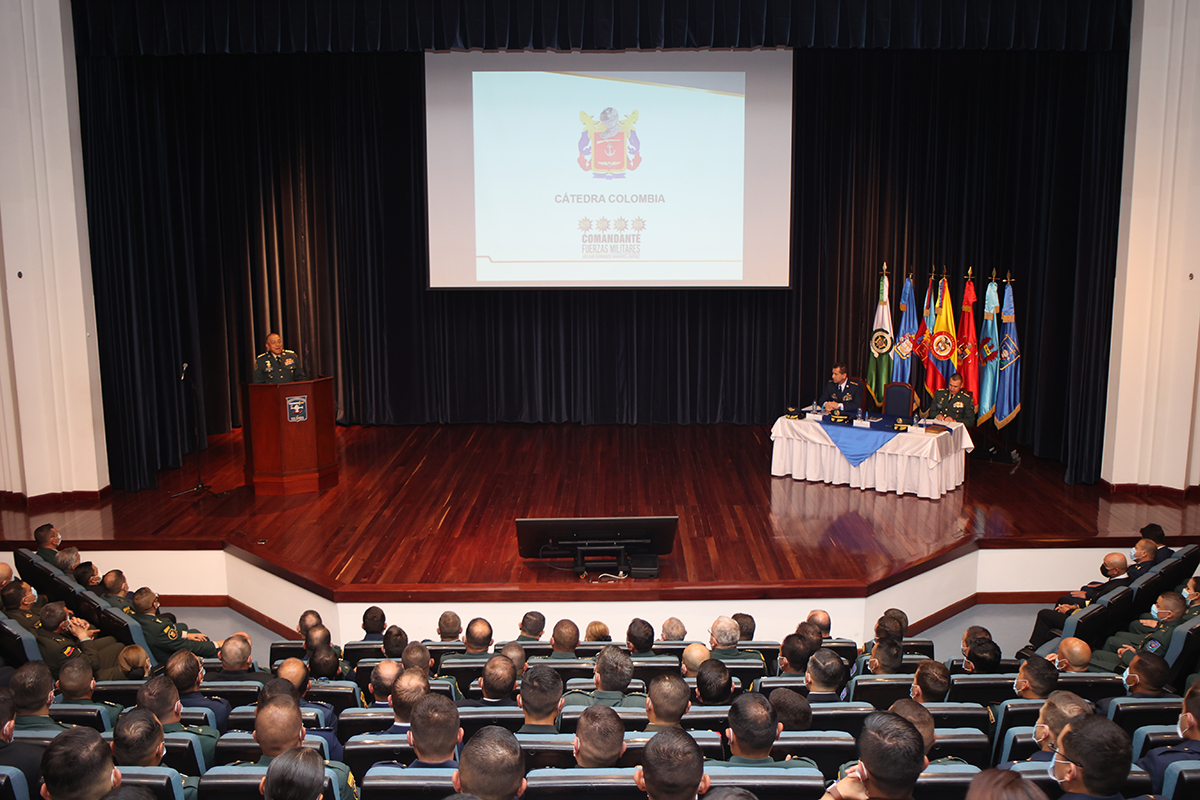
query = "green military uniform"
(927, 388, 976, 426)
(101, 594, 134, 615)
(707, 755, 818, 770)
(36, 548, 58, 563)
(1092, 619, 1182, 671)
(252, 350, 307, 384)
(1129, 604, 1200, 636)
(162, 721, 219, 769)
(560, 689, 647, 708)
(14, 714, 71, 732)
(6, 609, 39, 633)
(34, 628, 125, 680)
(239, 754, 356, 800)
(131, 611, 218, 662)
(181, 775, 199, 800)
(710, 647, 764, 663)
(64, 697, 125, 724)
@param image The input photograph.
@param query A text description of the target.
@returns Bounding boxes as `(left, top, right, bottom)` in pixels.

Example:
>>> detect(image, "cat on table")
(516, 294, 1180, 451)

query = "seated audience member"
(563, 645, 646, 707)
(58, 657, 125, 719)
(821, 711, 928, 800)
(660, 618, 687, 642)
(130, 588, 228, 661)
(793, 622, 824, 658)
(1028, 554, 1133, 648)
(368, 660, 402, 708)
(165, 650, 230, 732)
(863, 615, 904, 654)
(307, 646, 346, 681)
(1093, 591, 1188, 671)
(303, 625, 343, 661)
(889, 699, 964, 767)
(0, 563, 10, 590)
(402, 642, 435, 676)
(2, 581, 40, 631)
(359, 607, 386, 642)
(261, 746, 326, 800)
(118, 647, 149, 680)
(0, 687, 46, 790)
(731, 613, 755, 641)
(769, 688, 811, 732)
(34, 523, 62, 563)
(680, 644, 710, 677)
(910, 659, 950, 704)
(1014, 656, 1058, 700)
(777, 633, 813, 676)
(1096, 652, 1176, 717)
(805, 648, 847, 703)
(543, 619, 580, 658)
(964, 769, 1053, 800)
(207, 634, 270, 683)
(99, 571, 133, 614)
(573, 705, 626, 768)
(74, 562, 102, 590)
(706, 692, 815, 769)
(382, 625, 408, 659)
(500, 642, 527, 675)
(453, 726, 527, 800)
(516, 612, 545, 643)
(441, 618, 493, 664)
(694, 660, 733, 706)
(248, 697, 354, 800)
(634, 728, 709, 800)
(1049, 714, 1132, 800)
(276, 659, 337, 729)
(12, 662, 70, 731)
(1136, 681, 1200, 794)
(883, 609, 909, 638)
(516, 665, 563, 733)
(386, 667, 430, 735)
(36, 601, 125, 679)
(456, 656, 517, 708)
(54, 547, 82, 573)
(432, 611, 462, 643)
(645, 674, 691, 732)
(964, 639, 1003, 674)
(112, 708, 199, 800)
(1126, 538, 1159, 579)
(136, 675, 219, 767)
(868, 638, 903, 675)
(40, 727, 120, 800)
(958, 626, 993, 661)
(708, 617, 756, 661)
(295, 611, 322, 639)
(258, 679, 342, 761)
(1140, 523, 1174, 562)
(1046, 637, 1096, 673)
(997, 690, 1093, 770)
(1131, 575, 1200, 636)
(806, 610, 833, 639)
(627, 619, 669, 658)
(408, 694, 462, 768)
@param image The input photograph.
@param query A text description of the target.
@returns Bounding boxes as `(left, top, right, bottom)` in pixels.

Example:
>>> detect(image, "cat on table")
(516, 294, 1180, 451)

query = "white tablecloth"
(770, 416, 974, 500)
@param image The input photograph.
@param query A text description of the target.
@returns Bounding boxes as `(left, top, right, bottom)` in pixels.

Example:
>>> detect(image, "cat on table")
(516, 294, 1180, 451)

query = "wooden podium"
(242, 377, 338, 495)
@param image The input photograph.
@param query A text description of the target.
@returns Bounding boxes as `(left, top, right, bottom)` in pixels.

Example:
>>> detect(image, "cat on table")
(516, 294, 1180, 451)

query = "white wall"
(0, 0, 108, 498)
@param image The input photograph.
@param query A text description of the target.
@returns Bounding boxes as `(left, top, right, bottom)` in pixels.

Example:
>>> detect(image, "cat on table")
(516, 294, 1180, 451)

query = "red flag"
(956, 280, 979, 404)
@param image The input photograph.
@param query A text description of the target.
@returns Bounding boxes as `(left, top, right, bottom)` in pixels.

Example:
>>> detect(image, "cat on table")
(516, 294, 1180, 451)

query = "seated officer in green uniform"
(10, 662, 72, 731)
(1128, 576, 1200, 636)
(131, 587, 232, 662)
(237, 696, 355, 800)
(1092, 591, 1187, 671)
(57, 657, 125, 721)
(926, 373, 976, 426)
(99, 570, 135, 614)
(561, 646, 647, 708)
(253, 333, 308, 384)
(112, 708, 200, 800)
(35, 601, 126, 680)
(137, 676, 220, 769)
(1, 582, 40, 633)
(704, 692, 817, 769)
(33, 523, 61, 564)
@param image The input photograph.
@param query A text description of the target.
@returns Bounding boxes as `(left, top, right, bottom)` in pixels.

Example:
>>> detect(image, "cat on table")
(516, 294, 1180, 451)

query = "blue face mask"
(1130, 548, 1139, 562)
(1151, 604, 1162, 621)
(1047, 756, 1067, 785)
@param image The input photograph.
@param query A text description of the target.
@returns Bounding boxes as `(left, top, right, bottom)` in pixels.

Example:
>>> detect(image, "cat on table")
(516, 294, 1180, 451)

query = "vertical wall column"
(1103, 0, 1200, 492)
(0, 0, 108, 499)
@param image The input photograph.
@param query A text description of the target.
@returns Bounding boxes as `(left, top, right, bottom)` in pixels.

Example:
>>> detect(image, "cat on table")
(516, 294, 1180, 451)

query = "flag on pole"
(956, 278, 979, 405)
(865, 272, 894, 406)
(977, 280, 1001, 424)
(891, 277, 919, 384)
(925, 277, 957, 396)
(995, 283, 1022, 428)
(913, 276, 935, 379)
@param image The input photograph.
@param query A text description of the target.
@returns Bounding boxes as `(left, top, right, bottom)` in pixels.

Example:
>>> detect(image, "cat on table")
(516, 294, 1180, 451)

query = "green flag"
(866, 273, 894, 406)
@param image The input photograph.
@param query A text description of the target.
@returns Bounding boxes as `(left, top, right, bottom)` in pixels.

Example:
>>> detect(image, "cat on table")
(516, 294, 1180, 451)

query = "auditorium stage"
(1, 423, 1197, 606)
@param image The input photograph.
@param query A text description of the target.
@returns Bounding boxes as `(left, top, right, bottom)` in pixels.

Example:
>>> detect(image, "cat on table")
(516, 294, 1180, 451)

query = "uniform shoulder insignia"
(256, 352, 267, 359)
(1146, 639, 1162, 653)
(283, 350, 297, 355)
(166, 626, 179, 639)
(63, 646, 76, 656)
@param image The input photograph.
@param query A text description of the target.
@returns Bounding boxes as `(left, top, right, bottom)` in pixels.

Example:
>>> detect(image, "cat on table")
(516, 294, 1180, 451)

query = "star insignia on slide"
(596, 218, 610, 231)
(632, 217, 646, 232)
(578, 218, 593, 231)
(614, 217, 628, 231)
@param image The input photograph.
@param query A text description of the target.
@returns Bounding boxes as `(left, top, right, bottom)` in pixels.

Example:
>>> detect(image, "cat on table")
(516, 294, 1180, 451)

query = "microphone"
(179, 362, 188, 381)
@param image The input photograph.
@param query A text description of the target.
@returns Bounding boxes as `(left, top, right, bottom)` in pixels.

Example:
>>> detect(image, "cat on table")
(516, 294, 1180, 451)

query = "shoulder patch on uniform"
(166, 626, 178, 639)
(63, 646, 76, 656)
(1146, 639, 1162, 653)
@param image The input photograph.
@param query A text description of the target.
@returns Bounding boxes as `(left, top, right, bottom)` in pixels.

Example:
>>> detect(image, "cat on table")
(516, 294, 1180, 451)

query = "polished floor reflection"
(1, 423, 1195, 600)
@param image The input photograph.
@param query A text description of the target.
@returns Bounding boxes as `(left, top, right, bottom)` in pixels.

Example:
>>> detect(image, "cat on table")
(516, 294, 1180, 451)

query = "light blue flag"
(977, 281, 1001, 424)
(891, 277, 919, 384)
(995, 283, 1022, 429)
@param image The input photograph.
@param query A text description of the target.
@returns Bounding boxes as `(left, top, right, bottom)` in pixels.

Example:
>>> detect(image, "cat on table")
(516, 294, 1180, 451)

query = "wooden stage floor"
(2, 423, 1197, 602)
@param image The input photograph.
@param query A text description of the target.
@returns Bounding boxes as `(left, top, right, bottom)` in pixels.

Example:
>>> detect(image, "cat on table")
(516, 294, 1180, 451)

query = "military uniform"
(1091, 620, 1182, 671)
(14, 714, 71, 732)
(35, 548, 58, 563)
(34, 628, 125, 680)
(927, 388, 976, 426)
(64, 697, 125, 723)
(6, 609, 39, 633)
(820, 380, 864, 415)
(101, 593, 134, 615)
(162, 721, 219, 769)
(560, 688, 647, 708)
(1136, 738, 1200, 794)
(237, 754, 356, 800)
(252, 350, 307, 384)
(131, 611, 218, 662)
(1129, 603, 1200, 636)
(707, 755, 818, 770)
(710, 647, 764, 663)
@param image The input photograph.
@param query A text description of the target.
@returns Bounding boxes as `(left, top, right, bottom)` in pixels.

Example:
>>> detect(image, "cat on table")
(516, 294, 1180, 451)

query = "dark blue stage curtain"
(70, 1, 1130, 490)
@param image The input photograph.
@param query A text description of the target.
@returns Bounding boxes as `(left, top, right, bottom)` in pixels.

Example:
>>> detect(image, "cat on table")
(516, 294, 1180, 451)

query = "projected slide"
(472, 72, 746, 283)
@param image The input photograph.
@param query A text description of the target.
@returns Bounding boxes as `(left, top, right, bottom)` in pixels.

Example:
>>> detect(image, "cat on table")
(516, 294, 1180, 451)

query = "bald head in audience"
(660, 618, 687, 641)
(805, 610, 832, 637)
(681, 643, 710, 677)
(369, 659, 402, 704)
(1048, 637, 1093, 672)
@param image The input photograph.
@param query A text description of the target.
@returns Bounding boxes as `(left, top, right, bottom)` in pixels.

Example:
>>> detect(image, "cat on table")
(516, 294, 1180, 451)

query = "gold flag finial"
(966, 266, 973, 280)
(882, 262, 888, 275)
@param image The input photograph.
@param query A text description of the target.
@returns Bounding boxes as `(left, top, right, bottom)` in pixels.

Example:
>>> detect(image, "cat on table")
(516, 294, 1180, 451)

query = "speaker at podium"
(241, 377, 338, 494)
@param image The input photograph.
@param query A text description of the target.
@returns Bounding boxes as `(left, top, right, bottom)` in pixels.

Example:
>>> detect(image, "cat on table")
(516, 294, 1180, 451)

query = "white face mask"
(909, 684, 918, 700)
(1012, 678, 1025, 694)
(1047, 755, 1069, 786)
(1180, 714, 1191, 739)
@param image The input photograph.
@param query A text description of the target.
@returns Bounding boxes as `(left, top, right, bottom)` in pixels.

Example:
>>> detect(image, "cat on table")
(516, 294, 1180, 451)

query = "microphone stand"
(173, 364, 219, 499)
